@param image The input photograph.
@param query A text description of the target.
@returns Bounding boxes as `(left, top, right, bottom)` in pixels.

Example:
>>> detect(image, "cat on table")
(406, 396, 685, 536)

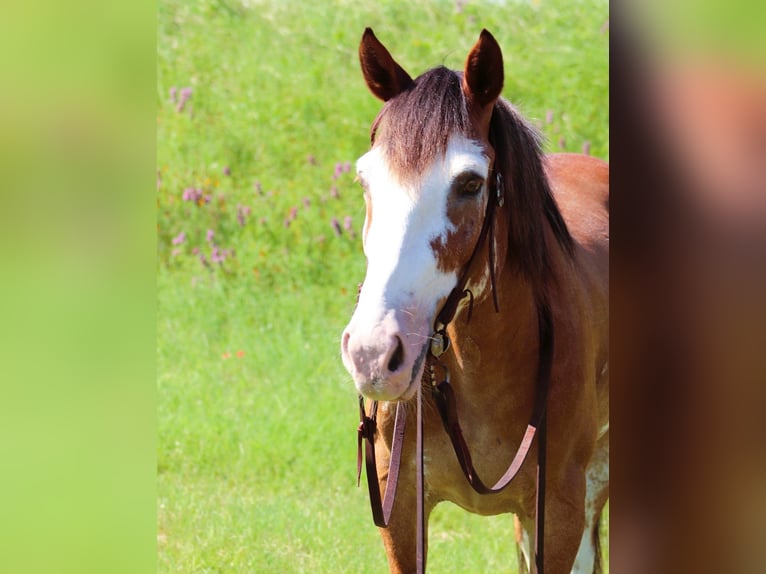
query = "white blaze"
(342, 136, 490, 400)
(355, 137, 489, 316)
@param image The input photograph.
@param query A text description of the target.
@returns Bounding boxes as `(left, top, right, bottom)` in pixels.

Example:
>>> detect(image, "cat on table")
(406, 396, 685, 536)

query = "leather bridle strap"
(357, 397, 407, 528)
(415, 382, 426, 572)
(429, 299, 552, 494)
(535, 400, 548, 574)
(434, 172, 502, 336)
(357, 390, 427, 572)
(427, 299, 552, 573)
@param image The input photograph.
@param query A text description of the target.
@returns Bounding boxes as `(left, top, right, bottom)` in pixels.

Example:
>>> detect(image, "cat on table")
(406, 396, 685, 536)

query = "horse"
(340, 28, 609, 574)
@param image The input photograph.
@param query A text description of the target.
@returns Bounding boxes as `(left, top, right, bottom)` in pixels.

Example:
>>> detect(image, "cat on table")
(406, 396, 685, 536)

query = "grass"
(157, 0, 608, 571)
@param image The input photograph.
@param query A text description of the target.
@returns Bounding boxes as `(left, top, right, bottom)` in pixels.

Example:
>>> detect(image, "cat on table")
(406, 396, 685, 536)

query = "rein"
(356, 169, 552, 573)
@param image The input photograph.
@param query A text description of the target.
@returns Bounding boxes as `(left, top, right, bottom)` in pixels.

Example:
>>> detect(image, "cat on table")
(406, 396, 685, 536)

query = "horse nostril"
(387, 336, 405, 373)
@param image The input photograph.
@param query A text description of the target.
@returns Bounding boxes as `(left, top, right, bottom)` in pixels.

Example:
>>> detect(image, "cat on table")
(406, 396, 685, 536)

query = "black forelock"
(371, 66, 472, 179)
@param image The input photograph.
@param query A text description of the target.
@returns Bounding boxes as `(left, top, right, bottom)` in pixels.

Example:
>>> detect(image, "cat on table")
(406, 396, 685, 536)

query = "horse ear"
(359, 28, 413, 102)
(463, 29, 504, 114)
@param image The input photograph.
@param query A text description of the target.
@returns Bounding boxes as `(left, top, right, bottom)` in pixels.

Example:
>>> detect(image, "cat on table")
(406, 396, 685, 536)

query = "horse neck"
(443, 214, 567, 415)
(445, 259, 540, 403)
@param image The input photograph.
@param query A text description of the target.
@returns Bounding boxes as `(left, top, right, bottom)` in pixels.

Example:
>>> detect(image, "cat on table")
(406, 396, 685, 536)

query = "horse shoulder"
(544, 153, 609, 250)
(545, 153, 609, 427)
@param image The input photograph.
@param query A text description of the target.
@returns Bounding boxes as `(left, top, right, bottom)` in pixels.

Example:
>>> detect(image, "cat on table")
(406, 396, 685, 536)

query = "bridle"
(356, 164, 553, 573)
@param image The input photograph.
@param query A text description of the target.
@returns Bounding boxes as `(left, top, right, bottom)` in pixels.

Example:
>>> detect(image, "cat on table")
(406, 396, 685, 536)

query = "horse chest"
(419, 395, 538, 516)
(425, 433, 537, 517)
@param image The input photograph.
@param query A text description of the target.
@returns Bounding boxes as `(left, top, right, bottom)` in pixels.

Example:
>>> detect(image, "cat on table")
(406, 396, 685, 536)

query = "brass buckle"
(430, 329, 450, 358)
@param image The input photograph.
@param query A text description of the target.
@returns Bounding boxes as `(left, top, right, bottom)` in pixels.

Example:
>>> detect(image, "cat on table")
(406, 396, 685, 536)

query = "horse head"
(341, 29, 505, 401)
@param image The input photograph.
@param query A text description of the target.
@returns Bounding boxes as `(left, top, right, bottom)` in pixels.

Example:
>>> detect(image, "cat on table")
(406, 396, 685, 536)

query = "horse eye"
(461, 178, 484, 197)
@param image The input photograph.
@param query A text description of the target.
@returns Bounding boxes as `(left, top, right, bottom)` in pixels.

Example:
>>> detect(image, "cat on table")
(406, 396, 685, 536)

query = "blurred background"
(611, 2, 766, 572)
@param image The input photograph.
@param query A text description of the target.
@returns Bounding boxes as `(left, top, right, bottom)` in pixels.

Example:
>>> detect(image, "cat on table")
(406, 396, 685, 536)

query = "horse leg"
(516, 466, 587, 574)
(377, 489, 435, 573)
(374, 455, 436, 574)
(571, 432, 609, 574)
(514, 514, 531, 574)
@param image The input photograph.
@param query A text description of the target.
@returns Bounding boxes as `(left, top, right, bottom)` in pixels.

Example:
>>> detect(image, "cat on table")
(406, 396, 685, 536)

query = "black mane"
(371, 66, 471, 177)
(488, 97, 575, 288)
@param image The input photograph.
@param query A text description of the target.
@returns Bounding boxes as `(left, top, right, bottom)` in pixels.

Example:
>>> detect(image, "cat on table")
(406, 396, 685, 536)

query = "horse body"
(341, 29, 608, 574)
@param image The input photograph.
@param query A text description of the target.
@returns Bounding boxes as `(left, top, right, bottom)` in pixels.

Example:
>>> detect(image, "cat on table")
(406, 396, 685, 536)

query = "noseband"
(356, 166, 553, 573)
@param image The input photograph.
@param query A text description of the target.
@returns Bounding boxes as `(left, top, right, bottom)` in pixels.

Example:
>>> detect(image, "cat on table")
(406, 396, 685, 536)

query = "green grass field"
(157, 0, 608, 571)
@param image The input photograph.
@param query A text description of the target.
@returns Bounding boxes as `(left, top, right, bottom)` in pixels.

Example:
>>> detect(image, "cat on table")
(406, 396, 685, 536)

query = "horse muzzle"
(341, 307, 429, 401)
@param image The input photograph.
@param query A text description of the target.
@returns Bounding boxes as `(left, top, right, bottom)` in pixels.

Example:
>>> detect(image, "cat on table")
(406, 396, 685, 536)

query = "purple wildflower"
(169, 86, 177, 103)
(223, 165, 231, 176)
(203, 194, 211, 204)
(582, 141, 591, 155)
(254, 181, 263, 195)
(171, 248, 181, 257)
(302, 197, 311, 208)
(545, 110, 554, 124)
(330, 186, 339, 199)
(558, 136, 566, 149)
(211, 247, 225, 264)
(176, 87, 192, 113)
(307, 154, 317, 165)
(172, 231, 186, 245)
(192, 247, 200, 255)
(206, 229, 215, 243)
(331, 217, 342, 237)
(289, 206, 298, 221)
(182, 187, 202, 202)
(343, 216, 353, 231)
(284, 218, 291, 228)
(332, 162, 344, 180)
(343, 161, 351, 173)
(237, 204, 251, 227)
